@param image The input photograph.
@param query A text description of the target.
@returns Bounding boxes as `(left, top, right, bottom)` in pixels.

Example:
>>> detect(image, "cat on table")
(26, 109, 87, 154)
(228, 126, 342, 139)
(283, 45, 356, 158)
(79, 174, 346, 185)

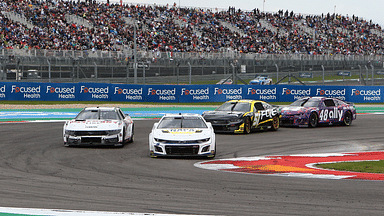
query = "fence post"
(371, 64, 374, 86)
(321, 65, 324, 85)
(188, 62, 191, 84)
(275, 64, 279, 83)
(94, 62, 98, 82)
(47, 59, 51, 83)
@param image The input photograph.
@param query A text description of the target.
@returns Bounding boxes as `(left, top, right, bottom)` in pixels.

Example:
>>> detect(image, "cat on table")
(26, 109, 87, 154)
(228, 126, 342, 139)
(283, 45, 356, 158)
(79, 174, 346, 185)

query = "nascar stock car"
(149, 113, 216, 158)
(202, 100, 280, 134)
(280, 97, 357, 128)
(63, 107, 134, 147)
(249, 76, 273, 85)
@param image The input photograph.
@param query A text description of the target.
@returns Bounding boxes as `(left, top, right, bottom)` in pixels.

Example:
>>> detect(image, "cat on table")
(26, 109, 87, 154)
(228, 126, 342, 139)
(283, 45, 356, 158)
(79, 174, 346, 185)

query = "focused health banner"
(0, 82, 383, 103)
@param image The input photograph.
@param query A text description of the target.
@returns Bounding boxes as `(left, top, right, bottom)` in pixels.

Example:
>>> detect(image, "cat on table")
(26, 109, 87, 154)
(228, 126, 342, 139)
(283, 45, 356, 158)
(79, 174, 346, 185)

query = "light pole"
(334, 5, 336, 17)
(263, 0, 265, 13)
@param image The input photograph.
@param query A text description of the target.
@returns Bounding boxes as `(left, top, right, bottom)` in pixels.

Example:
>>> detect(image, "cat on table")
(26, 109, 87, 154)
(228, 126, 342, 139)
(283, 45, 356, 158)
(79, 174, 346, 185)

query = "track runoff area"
(1, 105, 384, 215)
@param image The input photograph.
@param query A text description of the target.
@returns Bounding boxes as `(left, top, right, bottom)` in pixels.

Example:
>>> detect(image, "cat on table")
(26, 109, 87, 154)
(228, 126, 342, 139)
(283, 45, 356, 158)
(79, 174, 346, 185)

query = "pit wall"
(0, 82, 381, 103)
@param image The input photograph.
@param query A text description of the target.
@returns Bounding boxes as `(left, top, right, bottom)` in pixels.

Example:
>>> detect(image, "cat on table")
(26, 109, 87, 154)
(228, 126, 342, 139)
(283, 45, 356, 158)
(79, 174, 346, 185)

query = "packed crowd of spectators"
(0, 0, 383, 55)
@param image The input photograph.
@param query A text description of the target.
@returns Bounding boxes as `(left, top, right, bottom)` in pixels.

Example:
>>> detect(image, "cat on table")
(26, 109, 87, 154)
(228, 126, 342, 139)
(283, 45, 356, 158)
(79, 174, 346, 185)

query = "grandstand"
(0, 0, 383, 84)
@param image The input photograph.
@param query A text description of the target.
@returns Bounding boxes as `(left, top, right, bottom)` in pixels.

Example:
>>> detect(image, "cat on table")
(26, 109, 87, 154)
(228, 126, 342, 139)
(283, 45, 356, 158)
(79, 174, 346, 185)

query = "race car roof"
(226, 99, 266, 104)
(162, 113, 202, 118)
(83, 107, 117, 111)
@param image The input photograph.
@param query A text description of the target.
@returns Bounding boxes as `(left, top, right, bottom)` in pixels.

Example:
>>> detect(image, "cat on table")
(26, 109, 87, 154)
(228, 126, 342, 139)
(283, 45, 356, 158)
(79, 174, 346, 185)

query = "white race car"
(149, 113, 216, 158)
(63, 107, 134, 147)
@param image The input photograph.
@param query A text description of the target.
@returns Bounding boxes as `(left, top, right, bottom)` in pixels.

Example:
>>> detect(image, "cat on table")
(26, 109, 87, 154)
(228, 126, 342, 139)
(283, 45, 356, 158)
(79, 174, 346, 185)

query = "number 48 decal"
(319, 108, 343, 121)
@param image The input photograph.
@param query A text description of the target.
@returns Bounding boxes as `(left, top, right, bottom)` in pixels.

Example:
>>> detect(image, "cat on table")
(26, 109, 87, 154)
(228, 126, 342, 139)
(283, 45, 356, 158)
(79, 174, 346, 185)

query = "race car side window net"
(324, 99, 336, 107)
(254, 102, 264, 111)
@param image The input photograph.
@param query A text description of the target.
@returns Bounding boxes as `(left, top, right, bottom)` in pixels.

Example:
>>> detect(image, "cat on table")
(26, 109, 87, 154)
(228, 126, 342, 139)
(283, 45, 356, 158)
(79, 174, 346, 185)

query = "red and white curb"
(195, 151, 384, 180)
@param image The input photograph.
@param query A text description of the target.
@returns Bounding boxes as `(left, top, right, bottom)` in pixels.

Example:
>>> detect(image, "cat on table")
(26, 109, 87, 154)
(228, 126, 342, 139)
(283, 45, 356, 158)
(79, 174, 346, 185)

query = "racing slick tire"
(342, 111, 353, 126)
(244, 117, 251, 134)
(270, 116, 280, 131)
(128, 125, 134, 143)
(308, 112, 318, 128)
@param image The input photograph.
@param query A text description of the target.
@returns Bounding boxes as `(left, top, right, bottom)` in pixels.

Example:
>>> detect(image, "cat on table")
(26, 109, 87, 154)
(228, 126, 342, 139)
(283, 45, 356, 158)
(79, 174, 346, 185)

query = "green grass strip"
(316, 160, 384, 173)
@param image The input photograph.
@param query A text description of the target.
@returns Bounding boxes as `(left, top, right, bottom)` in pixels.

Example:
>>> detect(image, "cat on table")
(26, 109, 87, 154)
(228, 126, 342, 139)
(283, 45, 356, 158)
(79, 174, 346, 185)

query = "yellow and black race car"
(202, 100, 280, 134)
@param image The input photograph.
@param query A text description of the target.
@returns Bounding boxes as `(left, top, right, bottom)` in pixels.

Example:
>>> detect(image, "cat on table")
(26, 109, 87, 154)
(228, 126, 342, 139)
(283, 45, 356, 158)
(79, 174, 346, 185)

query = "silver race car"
(63, 107, 134, 147)
(149, 113, 216, 158)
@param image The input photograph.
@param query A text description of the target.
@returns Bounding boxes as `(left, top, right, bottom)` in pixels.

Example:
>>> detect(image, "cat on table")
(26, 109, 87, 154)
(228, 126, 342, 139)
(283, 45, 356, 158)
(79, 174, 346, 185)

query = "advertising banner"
(279, 85, 312, 102)
(178, 85, 211, 103)
(211, 85, 244, 102)
(145, 85, 178, 103)
(0, 81, 383, 103)
(77, 83, 111, 101)
(110, 84, 145, 102)
(312, 85, 348, 101)
(244, 85, 278, 102)
(0, 83, 7, 100)
(44, 83, 77, 101)
(349, 86, 383, 103)
(8, 82, 44, 101)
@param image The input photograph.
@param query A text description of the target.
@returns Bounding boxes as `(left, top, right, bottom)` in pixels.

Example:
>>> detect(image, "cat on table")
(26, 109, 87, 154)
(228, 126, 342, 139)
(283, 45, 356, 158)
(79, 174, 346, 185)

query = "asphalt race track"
(1, 115, 384, 216)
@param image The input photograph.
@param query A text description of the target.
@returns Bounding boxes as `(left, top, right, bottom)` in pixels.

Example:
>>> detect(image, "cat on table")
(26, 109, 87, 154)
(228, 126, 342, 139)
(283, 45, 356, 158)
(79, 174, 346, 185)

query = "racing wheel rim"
(309, 113, 318, 128)
(244, 118, 251, 134)
(272, 116, 279, 130)
(343, 112, 352, 126)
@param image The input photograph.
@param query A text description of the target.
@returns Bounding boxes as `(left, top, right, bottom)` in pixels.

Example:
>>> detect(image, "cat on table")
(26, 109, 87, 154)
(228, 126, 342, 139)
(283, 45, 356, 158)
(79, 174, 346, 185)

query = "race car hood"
(203, 111, 244, 120)
(65, 120, 122, 131)
(281, 106, 314, 115)
(152, 128, 212, 140)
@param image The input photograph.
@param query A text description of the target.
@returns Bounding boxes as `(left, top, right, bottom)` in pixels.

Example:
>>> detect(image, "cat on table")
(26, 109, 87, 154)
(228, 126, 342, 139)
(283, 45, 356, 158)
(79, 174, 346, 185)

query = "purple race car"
(280, 97, 356, 128)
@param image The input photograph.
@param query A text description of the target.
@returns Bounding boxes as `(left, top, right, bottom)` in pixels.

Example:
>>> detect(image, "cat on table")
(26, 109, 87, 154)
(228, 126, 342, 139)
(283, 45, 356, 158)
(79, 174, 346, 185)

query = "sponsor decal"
(351, 88, 381, 101)
(147, 87, 176, 101)
(11, 85, 41, 99)
(282, 87, 311, 100)
(316, 88, 346, 100)
(247, 88, 277, 100)
(260, 109, 278, 119)
(80, 86, 109, 99)
(46, 85, 76, 99)
(181, 87, 209, 100)
(114, 87, 143, 100)
(319, 108, 343, 121)
(214, 87, 242, 100)
(166, 128, 197, 134)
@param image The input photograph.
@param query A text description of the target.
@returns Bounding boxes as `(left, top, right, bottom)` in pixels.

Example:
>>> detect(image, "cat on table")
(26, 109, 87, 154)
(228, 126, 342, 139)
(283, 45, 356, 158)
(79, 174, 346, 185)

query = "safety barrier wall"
(0, 82, 382, 103)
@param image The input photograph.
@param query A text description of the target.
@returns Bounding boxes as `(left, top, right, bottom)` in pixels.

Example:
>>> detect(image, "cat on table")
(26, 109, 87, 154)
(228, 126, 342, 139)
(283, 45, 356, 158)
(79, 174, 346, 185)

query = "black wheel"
(121, 129, 126, 145)
(270, 115, 279, 131)
(342, 111, 352, 126)
(128, 125, 134, 143)
(308, 112, 318, 128)
(244, 117, 251, 134)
